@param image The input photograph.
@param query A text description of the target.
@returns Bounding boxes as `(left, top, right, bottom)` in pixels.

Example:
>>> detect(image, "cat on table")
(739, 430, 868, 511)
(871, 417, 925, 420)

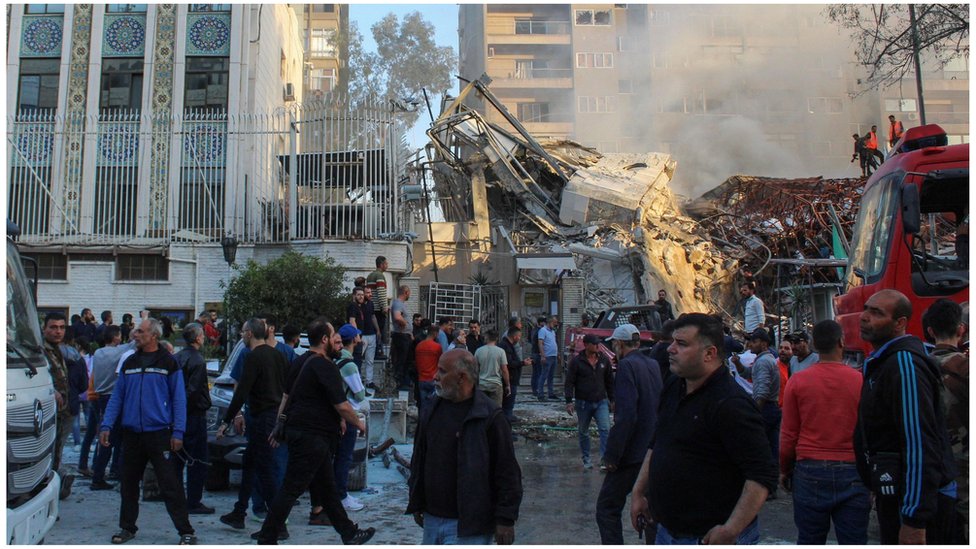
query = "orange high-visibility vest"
(890, 120, 904, 141)
(867, 131, 878, 150)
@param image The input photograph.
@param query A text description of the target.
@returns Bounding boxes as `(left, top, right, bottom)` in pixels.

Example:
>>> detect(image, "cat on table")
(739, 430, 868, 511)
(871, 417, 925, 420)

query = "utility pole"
(909, 4, 927, 125)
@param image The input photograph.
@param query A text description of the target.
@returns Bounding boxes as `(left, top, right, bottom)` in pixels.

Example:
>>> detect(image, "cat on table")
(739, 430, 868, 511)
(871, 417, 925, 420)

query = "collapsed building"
(407, 75, 865, 333)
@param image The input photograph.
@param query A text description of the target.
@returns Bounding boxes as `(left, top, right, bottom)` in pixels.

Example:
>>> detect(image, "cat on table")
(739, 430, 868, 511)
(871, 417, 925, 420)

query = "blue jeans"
(539, 356, 557, 397)
(759, 402, 781, 464)
(655, 519, 759, 545)
(418, 381, 436, 412)
(79, 400, 101, 469)
(71, 413, 82, 445)
(792, 460, 871, 544)
(530, 354, 542, 396)
(422, 514, 493, 545)
(333, 425, 359, 500)
(576, 398, 610, 462)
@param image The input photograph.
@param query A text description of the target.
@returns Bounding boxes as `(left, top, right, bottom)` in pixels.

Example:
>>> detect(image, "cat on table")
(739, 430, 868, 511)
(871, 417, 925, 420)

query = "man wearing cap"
(733, 328, 781, 481)
(787, 331, 819, 376)
(596, 324, 663, 544)
(565, 334, 615, 470)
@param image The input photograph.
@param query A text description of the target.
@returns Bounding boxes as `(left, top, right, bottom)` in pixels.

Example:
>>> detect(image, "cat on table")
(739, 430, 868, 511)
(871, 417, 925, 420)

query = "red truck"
(834, 124, 969, 364)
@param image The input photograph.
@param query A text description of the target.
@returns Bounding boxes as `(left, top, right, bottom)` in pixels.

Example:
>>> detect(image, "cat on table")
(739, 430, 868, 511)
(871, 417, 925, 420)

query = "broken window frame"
(575, 9, 612, 26)
(576, 52, 614, 69)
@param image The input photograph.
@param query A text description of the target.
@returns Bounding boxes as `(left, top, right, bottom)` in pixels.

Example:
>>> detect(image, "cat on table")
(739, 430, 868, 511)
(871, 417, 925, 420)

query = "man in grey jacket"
(89, 326, 136, 490)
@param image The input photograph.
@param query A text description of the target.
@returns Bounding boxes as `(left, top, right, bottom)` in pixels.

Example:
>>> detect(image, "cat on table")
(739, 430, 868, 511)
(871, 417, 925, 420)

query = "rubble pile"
(686, 175, 865, 295)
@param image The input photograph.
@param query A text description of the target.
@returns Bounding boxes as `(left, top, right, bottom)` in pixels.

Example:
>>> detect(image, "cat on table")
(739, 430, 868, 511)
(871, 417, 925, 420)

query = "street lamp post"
(221, 235, 238, 356)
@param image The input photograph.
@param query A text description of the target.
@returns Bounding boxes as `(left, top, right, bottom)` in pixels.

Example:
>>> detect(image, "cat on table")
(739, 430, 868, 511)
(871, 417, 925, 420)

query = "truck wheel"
(206, 462, 230, 491)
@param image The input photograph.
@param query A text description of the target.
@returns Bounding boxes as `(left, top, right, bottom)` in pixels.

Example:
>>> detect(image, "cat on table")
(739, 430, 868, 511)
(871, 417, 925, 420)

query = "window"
(116, 255, 168, 281)
(618, 79, 633, 94)
(17, 59, 61, 113)
(648, 9, 669, 25)
(189, 4, 231, 12)
(23, 254, 67, 281)
(308, 28, 337, 58)
(311, 4, 335, 13)
(575, 9, 611, 26)
(184, 57, 229, 112)
(884, 98, 918, 112)
(517, 102, 550, 123)
(105, 5, 147, 12)
(100, 59, 144, 111)
(179, 167, 225, 230)
(576, 52, 613, 69)
(618, 36, 631, 52)
(578, 96, 617, 113)
(943, 55, 968, 75)
(309, 68, 336, 93)
(94, 167, 138, 236)
(25, 5, 64, 13)
(807, 97, 844, 114)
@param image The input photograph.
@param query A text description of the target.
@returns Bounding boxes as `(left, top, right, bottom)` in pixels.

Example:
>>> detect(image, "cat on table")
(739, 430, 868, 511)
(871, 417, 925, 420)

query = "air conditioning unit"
(908, 112, 918, 121)
(283, 82, 295, 101)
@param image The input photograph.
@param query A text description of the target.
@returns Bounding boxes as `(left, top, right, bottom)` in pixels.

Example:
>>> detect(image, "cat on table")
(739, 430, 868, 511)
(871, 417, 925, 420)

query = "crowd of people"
(42, 253, 968, 545)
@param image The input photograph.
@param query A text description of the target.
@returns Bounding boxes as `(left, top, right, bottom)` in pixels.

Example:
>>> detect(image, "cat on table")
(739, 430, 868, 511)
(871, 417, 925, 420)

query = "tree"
(826, 4, 969, 92)
(223, 250, 348, 334)
(342, 12, 457, 128)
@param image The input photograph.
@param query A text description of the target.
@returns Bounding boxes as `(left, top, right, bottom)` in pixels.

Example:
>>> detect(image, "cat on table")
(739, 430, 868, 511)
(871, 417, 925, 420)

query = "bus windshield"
(7, 240, 45, 368)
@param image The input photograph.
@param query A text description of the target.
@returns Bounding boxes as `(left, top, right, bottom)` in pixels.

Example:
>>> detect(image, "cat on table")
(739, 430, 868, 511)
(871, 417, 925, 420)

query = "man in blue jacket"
(596, 324, 663, 544)
(99, 318, 196, 545)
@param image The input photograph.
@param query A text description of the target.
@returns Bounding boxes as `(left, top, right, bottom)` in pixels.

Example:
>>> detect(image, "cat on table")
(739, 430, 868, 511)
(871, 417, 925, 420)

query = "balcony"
(491, 67, 573, 89)
(487, 18, 571, 45)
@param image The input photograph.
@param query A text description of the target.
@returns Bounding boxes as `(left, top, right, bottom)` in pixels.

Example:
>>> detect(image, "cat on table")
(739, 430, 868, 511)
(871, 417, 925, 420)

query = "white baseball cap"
(605, 323, 641, 342)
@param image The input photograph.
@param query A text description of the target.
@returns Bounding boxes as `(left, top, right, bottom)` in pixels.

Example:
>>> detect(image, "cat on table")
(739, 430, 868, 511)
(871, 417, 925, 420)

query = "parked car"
(564, 304, 662, 365)
(205, 334, 307, 490)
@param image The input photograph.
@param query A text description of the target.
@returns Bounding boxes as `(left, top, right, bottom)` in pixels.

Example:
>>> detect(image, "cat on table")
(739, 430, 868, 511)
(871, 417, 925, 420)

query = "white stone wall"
(36, 240, 410, 317)
(244, 4, 304, 112)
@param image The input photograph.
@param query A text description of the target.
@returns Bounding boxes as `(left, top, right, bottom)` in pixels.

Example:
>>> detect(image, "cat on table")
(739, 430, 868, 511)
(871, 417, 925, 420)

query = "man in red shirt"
(779, 320, 870, 544)
(776, 340, 792, 408)
(414, 323, 442, 412)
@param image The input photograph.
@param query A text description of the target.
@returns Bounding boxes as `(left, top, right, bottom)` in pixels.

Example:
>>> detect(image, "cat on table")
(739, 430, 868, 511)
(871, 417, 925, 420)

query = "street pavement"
(50, 395, 882, 544)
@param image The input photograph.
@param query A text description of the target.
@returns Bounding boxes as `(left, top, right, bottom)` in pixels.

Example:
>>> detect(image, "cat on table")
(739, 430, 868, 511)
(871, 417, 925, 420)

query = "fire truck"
(834, 125, 969, 364)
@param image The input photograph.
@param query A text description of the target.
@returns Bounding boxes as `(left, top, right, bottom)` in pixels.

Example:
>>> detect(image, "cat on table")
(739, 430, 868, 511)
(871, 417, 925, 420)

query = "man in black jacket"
(498, 324, 531, 424)
(854, 290, 959, 544)
(565, 334, 614, 470)
(596, 324, 662, 544)
(407, 349, 522, 545)
(174, 323, 214, 515)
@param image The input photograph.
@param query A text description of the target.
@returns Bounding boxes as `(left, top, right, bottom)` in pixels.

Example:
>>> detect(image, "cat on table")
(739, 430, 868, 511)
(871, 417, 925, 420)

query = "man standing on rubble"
(740, 282, 765, 333)
(654, 290, 675, 322)
(865, 125, 885, 165)
(537, 316, 560, 401)
(888, 115, 905, 149)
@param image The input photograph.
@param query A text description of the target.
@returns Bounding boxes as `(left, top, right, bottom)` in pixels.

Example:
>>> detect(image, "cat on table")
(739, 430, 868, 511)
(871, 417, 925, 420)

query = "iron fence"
(6, 94, 403, 246)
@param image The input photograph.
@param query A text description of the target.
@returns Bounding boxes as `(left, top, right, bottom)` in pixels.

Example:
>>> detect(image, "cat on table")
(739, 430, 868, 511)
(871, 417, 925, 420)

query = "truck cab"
(6, 221, 60, 544)
(834, 126, 969, 364)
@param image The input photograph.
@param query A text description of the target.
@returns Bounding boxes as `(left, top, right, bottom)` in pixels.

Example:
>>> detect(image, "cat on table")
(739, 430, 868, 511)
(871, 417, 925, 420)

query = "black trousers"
(234, 408, 278, 515)
(391, 332, 412, 386)
(119, 429, 193, 536)
(877, 491, 960, 545)
(595, 462, 642, 545)
(258, 428, 356, 544)
(175, 414, 209, 508)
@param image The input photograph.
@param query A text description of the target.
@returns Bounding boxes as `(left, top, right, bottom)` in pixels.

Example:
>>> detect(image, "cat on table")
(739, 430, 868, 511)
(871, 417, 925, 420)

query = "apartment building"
(298, 3, 348, 100)
(7, 4, 407, 323)
(458, 4, 969, 192)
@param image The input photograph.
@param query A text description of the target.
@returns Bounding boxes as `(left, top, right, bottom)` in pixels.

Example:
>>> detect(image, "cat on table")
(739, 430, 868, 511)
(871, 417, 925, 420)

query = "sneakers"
(90, 479, 114, 491)
(343, 527, 376, 545)
(187, 503, 215, 515)
(599, 459, 608, 472)
(582, 458, 593, 470)
(342, 495, 365, 511)
(178, 534, 197, 545)
(59, 474, 75, 500)
(251, 511, 267, 522)
(219, 511, 246, 530)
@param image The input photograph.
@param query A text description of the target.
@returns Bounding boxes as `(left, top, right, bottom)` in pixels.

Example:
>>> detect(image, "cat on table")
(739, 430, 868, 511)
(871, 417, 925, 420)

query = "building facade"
(298, 3, 347, 100)
(7, 4, 408, 323)
(458, 4, 969, 193)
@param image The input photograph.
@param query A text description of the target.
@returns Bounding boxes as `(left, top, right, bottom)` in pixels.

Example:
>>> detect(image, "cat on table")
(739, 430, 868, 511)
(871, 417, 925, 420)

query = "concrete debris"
(420, 76, 865, 319)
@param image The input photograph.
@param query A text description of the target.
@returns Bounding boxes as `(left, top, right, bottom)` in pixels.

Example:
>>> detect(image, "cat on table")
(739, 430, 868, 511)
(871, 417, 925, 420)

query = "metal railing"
(511, 67, 573, 80)
(514, 20, 570, 35)
(5, 94, 403, 246)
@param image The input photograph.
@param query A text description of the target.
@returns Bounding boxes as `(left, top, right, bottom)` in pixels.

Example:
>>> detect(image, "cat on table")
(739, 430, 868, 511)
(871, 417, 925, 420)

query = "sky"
(348, 4, 461, 148)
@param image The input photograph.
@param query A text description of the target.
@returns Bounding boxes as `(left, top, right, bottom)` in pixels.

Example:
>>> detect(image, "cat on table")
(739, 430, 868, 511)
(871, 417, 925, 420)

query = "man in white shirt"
(740, 282, 765, 333)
